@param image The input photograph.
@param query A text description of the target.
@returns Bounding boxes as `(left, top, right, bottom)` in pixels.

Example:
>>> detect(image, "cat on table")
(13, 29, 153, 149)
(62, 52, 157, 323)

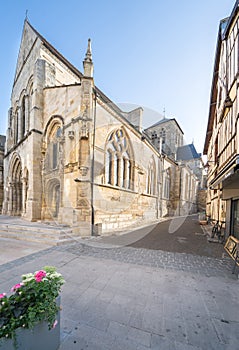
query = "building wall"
(0, 136, 5, 210)
(204, 6, 239, 239)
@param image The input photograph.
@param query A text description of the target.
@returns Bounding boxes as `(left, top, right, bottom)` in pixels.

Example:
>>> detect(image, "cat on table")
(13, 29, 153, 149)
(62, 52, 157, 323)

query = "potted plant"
(0, 266, 64, 350)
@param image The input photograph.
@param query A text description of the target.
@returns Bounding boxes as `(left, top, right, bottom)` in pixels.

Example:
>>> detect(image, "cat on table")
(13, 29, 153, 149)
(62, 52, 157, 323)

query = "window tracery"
(44, 123, 63, 171)
(105, 128, 133, 190)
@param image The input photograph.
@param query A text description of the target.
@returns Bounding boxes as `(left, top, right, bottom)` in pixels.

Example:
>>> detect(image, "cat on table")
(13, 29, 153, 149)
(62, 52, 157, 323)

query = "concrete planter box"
(0, 297, 60, 350)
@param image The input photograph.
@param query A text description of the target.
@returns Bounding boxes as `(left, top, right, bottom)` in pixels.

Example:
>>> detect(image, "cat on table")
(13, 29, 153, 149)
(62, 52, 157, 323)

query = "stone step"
(0, 223, 73, 235)
(0, 226, 81, 246)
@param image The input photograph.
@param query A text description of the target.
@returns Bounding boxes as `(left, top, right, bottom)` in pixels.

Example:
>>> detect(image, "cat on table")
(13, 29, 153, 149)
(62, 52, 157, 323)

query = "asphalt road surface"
(128, 215, 224, 258)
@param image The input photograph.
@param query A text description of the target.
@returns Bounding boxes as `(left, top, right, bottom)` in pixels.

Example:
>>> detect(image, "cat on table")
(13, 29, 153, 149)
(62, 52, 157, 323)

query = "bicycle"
(210, 220, 226, 243)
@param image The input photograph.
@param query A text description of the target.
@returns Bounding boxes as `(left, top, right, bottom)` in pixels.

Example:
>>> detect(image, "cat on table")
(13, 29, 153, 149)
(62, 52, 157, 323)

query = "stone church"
(2, 20, 199, 236)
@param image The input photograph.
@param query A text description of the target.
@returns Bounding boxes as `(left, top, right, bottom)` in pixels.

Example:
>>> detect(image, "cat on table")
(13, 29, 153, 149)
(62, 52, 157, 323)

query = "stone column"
(123, 158, 129, 189)
(112, 153, 117, 186)
(14, 111, 18, 144)
(12, 182, 17, 215)
(117, 155, 123, 187)
(16, 182, 22, 215)
(7, 183, 13, 214)
(22, 177, 27, 214)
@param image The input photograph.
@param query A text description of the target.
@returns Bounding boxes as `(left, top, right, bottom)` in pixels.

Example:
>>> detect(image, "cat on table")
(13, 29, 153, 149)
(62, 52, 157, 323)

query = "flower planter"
(0, 297, 60, 350)
(0, 267, 64, 350)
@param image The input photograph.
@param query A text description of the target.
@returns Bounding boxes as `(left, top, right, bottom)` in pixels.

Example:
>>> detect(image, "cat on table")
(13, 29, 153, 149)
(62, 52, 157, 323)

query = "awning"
(209, 154, 239, 189)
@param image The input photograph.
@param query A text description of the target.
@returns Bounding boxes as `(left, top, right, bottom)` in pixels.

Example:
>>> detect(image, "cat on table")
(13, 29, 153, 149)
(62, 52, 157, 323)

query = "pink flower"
(34, 270, 46, 283)
(11, 283, 23, 292)
(0, 293, 6, 298)
(52, 320, 58, 329)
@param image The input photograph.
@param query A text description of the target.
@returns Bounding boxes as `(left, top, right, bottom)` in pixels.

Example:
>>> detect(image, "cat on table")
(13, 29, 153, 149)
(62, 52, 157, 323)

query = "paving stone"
(212, 318, 239, 347)
(174, 340, 202, 350)
(106, 302, 133, 325)
(127, 326, 152, 347)
(107, 320, 128, 338)
(185, 317, 226, 350)
(59, 335, 89, 350)
(163, 317, 188, 343)
(150, 334, 177, 350)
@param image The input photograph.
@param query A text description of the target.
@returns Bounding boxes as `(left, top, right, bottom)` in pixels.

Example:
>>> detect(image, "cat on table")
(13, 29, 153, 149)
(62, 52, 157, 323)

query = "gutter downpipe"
(91, 88, 97, 236)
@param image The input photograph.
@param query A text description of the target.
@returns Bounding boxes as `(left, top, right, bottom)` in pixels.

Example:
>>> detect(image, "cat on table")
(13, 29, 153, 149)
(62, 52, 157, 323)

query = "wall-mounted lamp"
(220, 95, 233, 122)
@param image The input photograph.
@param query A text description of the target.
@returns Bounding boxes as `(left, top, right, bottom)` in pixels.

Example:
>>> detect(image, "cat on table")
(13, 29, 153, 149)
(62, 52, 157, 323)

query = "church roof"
(176, 143, 201, 161)
(21, 20, 126, 119)
(22, 20, 84, 81)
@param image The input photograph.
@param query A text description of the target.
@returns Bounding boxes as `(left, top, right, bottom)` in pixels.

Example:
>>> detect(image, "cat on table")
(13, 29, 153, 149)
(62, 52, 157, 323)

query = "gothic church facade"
(2, 20, 198, 235)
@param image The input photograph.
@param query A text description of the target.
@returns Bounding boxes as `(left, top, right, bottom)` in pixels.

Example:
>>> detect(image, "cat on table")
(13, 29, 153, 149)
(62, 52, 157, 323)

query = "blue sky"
(0, 0, 235, 153)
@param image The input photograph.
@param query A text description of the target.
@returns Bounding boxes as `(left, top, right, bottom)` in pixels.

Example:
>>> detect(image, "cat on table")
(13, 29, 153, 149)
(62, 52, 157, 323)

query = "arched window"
(105, 128, 133, 190)
(14, 109, 19, 144)
(28, 83, 34, 131)
(45, 125, 62, 171)
(52, 127, 62, 169)
(147, 157, 156, 195)
(163, 169, 170, 199)
(21, 96, 26, 137)
(29, 83, 33, 109)
(185, 174, 189, 200)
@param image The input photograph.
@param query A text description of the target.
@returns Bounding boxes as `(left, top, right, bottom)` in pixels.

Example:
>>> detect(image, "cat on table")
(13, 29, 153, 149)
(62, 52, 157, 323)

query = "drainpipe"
(178, 166, 181, 216)
(91, 88, 97, 236)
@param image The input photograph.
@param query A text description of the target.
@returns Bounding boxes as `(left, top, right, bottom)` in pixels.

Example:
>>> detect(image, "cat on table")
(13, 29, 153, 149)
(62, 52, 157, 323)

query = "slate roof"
(176, 144, 201, 161)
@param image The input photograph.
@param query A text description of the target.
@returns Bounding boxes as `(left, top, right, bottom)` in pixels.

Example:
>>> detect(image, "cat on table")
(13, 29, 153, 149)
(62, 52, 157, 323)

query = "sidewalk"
(0, 236, 51, 265)
(0, 238, 238, 350)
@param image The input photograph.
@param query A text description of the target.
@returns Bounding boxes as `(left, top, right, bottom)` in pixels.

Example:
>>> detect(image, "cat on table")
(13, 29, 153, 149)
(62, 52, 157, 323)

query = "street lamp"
(219, 94, 233, 122)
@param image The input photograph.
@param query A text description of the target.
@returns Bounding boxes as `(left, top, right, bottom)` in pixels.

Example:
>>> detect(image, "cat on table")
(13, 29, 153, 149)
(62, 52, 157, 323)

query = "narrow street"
(89, 215, 224, 259)
(129, 215, 224, 258)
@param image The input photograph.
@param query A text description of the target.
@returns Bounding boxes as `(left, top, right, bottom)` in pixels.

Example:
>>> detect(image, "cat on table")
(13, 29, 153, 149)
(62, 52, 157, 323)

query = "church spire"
(83, 38, 93, 77)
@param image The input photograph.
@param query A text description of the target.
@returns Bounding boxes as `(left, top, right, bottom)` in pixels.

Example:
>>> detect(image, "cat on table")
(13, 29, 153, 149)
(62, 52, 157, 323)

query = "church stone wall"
(92, 101, 160, 232)
(0, 137, 5, 211)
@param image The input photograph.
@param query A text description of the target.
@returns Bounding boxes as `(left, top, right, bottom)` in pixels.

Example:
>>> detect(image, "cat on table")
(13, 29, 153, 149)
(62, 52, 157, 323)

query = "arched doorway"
(46, 179, 61, 219)
(10, 156, 23, 216)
